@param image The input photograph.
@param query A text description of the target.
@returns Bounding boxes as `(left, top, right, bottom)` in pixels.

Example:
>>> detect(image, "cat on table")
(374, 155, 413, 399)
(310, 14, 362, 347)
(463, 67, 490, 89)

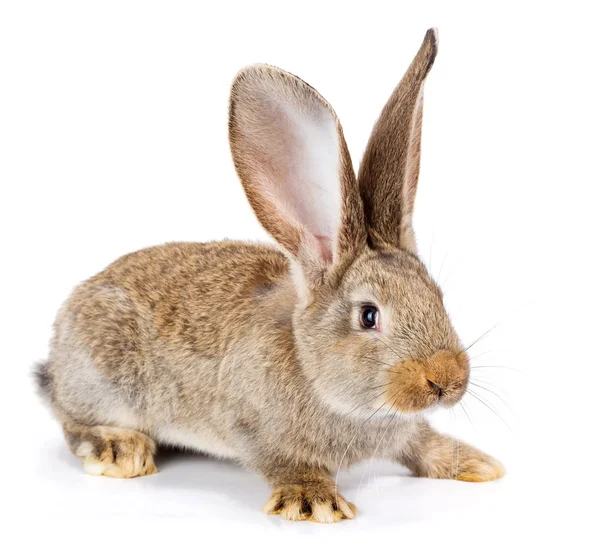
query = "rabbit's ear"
(229, 65, 365, 288)
(358, 29, 438, 254)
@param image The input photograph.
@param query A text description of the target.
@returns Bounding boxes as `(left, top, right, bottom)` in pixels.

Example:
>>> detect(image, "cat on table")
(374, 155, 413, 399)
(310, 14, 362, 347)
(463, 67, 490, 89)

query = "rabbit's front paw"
(401, 430, 506, 483)
(263, 484, 356, 523)
(455, 454, 505, 482)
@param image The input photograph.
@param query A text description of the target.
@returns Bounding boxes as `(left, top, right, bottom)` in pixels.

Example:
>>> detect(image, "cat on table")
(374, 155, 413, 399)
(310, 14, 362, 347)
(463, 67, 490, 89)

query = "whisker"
(471, 364, 527, 377)
(357, 355, 396, 368)
(469, 381, 515, 417)
(448, 412, 459, 478)
(368, 382, 394, 391)
(463, 399, 476, 427)
(344, 389, 388, 417)
(436, 251, 448, 285)
(439, 269, 454, 292)
(367, 331, 403, 362)
(469, 385, 515, 420)
(429, 232, 435, 274)
(455, 435, 460, 479)
(357, 400, 400, 497)
(458, 401, 475, 430)
(461, 324, 498, 355)
(469, 377, 511, 394)
(467, 389, 514, 435)
(467, 350, 496, 362)
(334, 386, 404, 505)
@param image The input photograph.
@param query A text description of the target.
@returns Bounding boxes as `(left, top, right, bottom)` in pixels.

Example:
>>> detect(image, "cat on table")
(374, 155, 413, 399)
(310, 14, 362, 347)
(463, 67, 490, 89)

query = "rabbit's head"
(229, 29, 469, 418)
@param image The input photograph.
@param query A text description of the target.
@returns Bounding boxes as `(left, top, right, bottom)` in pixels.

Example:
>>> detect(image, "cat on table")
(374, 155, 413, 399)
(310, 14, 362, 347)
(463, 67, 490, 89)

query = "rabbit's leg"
(260, 463, 356, 523)
(398, 423, 505, 482)
(62, 419, 157, 478)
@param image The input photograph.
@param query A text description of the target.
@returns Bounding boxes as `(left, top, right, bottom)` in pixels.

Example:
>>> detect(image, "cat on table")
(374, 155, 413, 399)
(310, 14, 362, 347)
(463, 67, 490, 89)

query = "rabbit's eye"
(359, 305, 379, 330)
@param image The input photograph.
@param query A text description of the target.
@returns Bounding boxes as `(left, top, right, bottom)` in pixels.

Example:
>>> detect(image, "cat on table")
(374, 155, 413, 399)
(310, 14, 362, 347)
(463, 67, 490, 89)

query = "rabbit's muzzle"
(385, 350, 469, 413)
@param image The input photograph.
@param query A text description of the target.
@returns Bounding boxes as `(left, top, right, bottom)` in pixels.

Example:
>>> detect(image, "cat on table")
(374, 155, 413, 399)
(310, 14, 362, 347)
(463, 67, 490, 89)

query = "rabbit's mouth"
(384, 350, 470, 413)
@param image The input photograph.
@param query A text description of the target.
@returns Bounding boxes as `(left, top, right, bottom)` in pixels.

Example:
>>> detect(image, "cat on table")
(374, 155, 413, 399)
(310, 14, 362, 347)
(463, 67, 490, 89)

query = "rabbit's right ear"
(229, 65, 366, 292)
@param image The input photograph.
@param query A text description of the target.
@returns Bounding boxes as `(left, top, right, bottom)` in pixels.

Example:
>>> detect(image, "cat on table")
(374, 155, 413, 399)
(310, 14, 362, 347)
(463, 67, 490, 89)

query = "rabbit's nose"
(426, 379, 444, 397)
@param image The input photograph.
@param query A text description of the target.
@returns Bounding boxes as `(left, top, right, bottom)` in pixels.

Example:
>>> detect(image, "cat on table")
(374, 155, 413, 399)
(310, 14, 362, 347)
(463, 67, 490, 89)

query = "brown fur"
(262, 466, 357, 522)
(229, 65, 366, 270)
(358, 28, 438, 253)
(63, 421, 157, 478)
(399, 423, 505, 482)
(36, 29, 503, 523)
(385, 351, 470, 413)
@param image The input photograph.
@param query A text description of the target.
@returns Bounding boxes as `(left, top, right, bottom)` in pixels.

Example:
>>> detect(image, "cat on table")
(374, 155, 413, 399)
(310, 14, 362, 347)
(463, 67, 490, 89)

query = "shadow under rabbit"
(45, 440, 508, 526)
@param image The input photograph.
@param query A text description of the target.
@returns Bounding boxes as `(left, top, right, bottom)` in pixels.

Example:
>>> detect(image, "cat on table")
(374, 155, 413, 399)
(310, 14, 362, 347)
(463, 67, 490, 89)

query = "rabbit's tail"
(33, 360, 53, 403)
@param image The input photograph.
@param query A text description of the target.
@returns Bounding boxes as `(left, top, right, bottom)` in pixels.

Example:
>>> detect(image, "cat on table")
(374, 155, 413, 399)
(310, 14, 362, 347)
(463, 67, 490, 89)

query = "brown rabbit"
(35, 28, 504, 523)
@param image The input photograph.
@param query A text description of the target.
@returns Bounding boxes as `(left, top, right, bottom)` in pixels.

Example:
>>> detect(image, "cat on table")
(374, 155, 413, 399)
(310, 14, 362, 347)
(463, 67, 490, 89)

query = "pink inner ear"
(313, 235, 334, 263)
(245, 89, 342, 264)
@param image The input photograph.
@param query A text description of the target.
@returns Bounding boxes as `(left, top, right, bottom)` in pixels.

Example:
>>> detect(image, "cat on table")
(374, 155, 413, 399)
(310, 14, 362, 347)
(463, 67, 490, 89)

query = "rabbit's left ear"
(358, 29, 438, 254)
(229, 65, 365, 288)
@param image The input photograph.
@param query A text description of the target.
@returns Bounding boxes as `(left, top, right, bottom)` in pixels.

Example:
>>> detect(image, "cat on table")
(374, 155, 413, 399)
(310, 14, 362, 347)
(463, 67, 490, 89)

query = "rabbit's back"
(46, 241, 296, 441)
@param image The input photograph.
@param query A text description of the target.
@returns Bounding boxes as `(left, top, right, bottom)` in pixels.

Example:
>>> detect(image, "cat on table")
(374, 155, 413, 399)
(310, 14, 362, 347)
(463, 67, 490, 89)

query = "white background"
(1, 1, 598, 557)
